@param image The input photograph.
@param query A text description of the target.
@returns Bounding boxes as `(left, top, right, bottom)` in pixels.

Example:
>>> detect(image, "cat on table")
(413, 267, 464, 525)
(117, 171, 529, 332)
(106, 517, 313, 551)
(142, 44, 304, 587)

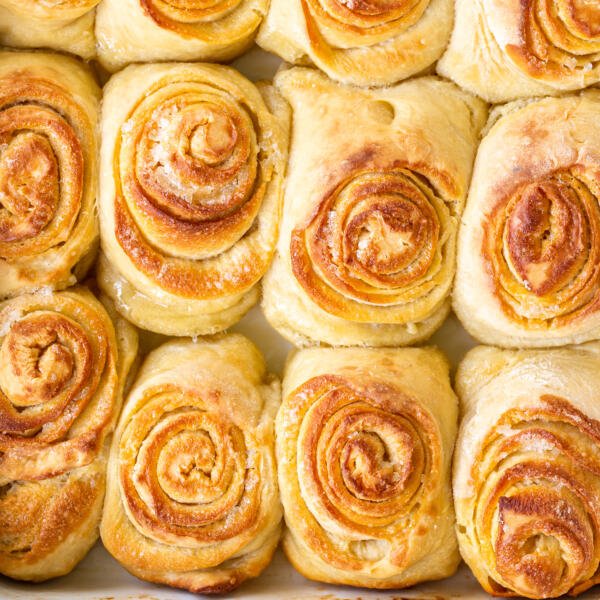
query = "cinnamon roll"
(96, 0, 269, 73)
(438, 0, 600, 103)
(0, 51, 100, 300)
(262, 68, 486, 347)
(0, 1, 99, 59)
(278, 346, 459, 588)
(256, 0, 453, 87)
(455, 343, 600, 599)
(97, 63, 289, 337)
(454, 91, 600, 348)
(101, 335, 281, 594)
(0, 286, 138, 581)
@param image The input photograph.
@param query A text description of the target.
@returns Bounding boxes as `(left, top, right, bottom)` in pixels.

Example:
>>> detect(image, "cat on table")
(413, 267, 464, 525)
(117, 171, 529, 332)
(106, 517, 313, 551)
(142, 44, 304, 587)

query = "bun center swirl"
(120, 386, 262, 547)
(483, 169, 600, 327)
(1, 313, 85, 410)
(113, 70, 277, 299)
(0, 291, 118, 480)
(290, 169, 452, 323)
(0, 133, 57, 243)
(0, 76, 85, 261)
(286, 374, 439, 569)
(504, 179, 588, 295)
(468, 395, 600, 597)
(132, 92, 256, 234)
(321, 406, 426, 516)
(0, 312, 99, 441)
(157, 429, 221, 502)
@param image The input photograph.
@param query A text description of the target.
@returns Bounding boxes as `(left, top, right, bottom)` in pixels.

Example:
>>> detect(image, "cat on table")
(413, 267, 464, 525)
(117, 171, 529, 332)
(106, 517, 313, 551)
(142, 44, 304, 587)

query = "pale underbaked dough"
(278, 346, 459, 588)
(455, 343, 600, 598)
(97, 62, 289, 337)
(0, 286, 138, 581)
(0, 0, 99, 59)
(454, 90, 600, 348)
(437, 0, 600, 103)
(262, 68, 487, 347)
(101, 334, 281, 594)
(96, 0, 269, 73)
(0, 51, 100, 300)
(257, 0, 453, 87)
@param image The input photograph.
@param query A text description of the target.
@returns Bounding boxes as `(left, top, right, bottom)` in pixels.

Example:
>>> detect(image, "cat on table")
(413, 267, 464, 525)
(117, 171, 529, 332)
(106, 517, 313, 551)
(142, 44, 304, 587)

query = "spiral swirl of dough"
(99, 64, 287, 336)
(303, 0, 431, 46)
(483, 169, 600, 328)
(464, 395, 600, 598)
(96, 0, 269, 71)
(0, 288, 119, 482)
(497, 0, 600, 83)
(101, 336, 281, 594)
(290, 169, 454, 324)
(0, 80, 83, 260)
(0, 54, 98, 298)
(119, 386, 266, 550)
(279, 374, 442, 576)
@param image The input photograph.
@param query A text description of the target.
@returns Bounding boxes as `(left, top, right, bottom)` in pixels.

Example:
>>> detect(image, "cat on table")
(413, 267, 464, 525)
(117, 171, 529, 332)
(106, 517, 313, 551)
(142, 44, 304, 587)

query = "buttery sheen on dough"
(278, 346, 459, 588)
(0, 1, 99, 59)
(0, 52, 100, 300)
(97, 63, 289, 337)
(454, 91, 600, 348)
(0, 286, 138, 581)
(101, 335, 281, 594)
(455, 344, 600, 599)
(257, 0, 453, 87)
(438, 0, 600, 103)
(263, 68, 486, 347)
(96, 0, 269, 72)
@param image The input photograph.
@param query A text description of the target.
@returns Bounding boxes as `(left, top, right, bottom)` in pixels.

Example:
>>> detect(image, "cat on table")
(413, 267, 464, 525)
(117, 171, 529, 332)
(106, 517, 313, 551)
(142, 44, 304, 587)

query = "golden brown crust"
(0, 459, 106, 582)
(98, 63, 289, 336)
(504, 0, 600, 82)
(100, 335, 281, 594)
(0, 52, 99, 299)
(262, 69, 487, 347)
(0, 286, 138, 581)
(290, 167, 453, 322)
(96, 0, 268, 72)
(483, 170, 600, 328)
(257, 0, 453, 86)
(278, 347, 459, 589)
(455, 344, 600, 598)
(454, 91, 600, 347)
(0, 289, 118, 480)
